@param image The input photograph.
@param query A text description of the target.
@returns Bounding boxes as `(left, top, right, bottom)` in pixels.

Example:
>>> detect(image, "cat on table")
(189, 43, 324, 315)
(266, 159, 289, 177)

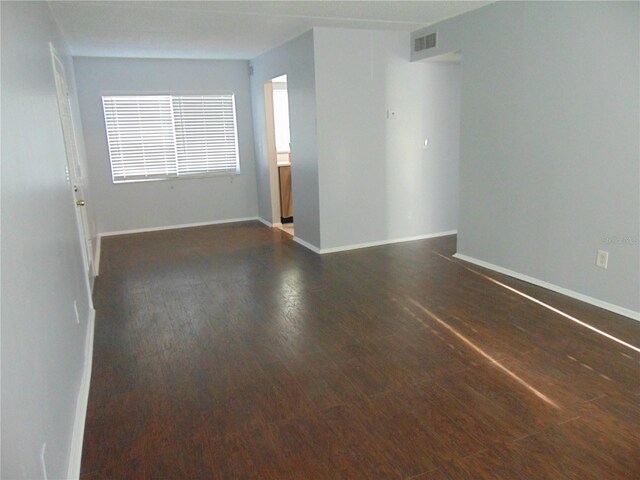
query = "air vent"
(414, 32, 437, 52)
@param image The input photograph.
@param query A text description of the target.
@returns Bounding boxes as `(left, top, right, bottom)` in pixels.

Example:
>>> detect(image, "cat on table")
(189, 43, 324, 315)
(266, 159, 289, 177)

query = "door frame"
(263, 79, 282, 227)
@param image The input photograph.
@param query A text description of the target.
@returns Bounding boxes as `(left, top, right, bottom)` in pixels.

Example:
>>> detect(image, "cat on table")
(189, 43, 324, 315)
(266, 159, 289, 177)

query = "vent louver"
(414, 32, 437, 52)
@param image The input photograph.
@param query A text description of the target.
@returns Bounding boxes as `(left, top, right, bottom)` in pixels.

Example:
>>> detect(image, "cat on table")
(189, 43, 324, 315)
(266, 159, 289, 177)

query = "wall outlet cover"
(596, 250, 608, 269)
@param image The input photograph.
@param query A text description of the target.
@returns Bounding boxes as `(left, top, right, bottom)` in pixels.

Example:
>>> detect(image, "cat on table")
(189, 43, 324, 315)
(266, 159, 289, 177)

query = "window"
(102, 94, 240, 183)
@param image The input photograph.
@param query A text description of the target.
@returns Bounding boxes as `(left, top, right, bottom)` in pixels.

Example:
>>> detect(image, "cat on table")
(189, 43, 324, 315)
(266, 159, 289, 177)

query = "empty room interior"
(2, 1, 639, 479)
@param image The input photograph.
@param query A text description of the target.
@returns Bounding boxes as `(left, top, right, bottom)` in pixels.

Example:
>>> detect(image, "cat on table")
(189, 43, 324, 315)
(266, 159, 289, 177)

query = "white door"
(50, 45, 94, 282)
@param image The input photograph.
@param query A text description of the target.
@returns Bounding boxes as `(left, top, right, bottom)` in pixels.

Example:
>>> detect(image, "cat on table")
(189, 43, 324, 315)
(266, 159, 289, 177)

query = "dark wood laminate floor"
(81, 221, 640, 479)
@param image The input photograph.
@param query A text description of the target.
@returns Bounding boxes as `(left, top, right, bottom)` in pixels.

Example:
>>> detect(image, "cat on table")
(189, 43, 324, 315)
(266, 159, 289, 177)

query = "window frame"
(101, 92, 241, 184)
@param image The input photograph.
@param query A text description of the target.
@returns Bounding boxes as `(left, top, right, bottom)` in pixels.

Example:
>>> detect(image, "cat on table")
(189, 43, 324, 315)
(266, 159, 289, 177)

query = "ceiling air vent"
(414, 32, 437, 52)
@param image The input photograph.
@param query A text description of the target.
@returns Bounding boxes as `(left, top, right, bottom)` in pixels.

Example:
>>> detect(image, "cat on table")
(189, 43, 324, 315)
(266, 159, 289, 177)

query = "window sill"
(113, 171, 241, 184)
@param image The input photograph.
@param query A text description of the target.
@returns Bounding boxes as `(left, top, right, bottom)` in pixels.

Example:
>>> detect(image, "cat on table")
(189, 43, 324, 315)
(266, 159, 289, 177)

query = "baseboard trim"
(453, 253, 640, 322)
(291, 230, 457, 255)
(293, 236, 321, 254)
(99, 217, 259, 238)
(93, 235, 101, 277)
(257, 217, 273, 228)
(67, 307, 96, 480)
(319, 230, 457, 255)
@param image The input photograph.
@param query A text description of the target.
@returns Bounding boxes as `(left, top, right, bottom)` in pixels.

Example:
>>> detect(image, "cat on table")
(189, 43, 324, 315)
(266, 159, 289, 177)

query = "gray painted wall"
(250, 28, 460, 251)
(250, 31, 321, 248)
(412, 1, 640, 314)
(313, 28, 460, 250)
(73, 57, 258, 234)
(1, 1, 93, 478)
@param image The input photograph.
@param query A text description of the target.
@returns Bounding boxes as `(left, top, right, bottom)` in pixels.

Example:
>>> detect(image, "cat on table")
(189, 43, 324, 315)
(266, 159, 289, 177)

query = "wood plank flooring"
(81, 221, 640, 479)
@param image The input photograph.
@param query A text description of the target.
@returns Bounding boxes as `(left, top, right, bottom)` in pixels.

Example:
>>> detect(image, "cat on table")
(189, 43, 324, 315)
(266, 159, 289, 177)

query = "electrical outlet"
(386, 109, 397, 120)
(596, 250, 608, 269)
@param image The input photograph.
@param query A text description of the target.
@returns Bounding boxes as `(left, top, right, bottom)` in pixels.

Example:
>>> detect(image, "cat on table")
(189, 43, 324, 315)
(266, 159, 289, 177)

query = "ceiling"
(49, 1, 492, 60)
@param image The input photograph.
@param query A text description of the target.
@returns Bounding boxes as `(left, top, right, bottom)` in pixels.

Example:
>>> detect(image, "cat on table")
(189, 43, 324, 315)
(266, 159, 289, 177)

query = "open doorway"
(264, 74, 294, 236)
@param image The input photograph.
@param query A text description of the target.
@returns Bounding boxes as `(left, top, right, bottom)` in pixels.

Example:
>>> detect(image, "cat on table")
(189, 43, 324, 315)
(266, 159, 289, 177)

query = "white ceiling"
(49, 1, 492, 60)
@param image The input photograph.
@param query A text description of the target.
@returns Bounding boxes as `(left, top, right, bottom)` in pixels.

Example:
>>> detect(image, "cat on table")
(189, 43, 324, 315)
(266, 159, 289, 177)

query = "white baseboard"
(453, 253, 640, 322)
(67, 307, 96, 480)
(291, 230, 457, 256)
(257, 217, 273, 228)
(319, 230, 457, 255)
(293, 236, 321, 254)
(258, 217, 286, 230)
(99, 217, 259, 238)
(93, 235, 101, 277)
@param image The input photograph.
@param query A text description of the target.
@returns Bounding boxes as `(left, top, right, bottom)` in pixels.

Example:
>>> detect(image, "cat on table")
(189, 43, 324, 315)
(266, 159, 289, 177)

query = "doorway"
(264, 75, 294, 236)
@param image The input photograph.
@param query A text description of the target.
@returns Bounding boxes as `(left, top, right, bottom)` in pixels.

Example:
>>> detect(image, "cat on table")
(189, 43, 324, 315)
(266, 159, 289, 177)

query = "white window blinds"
(172, 95, 239, 175)
(102, 94, 239, 183)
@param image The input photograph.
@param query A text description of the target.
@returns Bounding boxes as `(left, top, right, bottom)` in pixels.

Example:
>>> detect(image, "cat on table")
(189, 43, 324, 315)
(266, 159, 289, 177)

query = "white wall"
(412, 2, 640, 316)
(313, 28, 460, 250)
(73, 57, 258, 234)
(1, 1, 94, 478)
(250, 31, 321, 247)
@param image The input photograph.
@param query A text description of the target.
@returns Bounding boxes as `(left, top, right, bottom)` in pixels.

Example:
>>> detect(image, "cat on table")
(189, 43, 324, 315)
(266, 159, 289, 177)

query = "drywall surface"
(313, 28, 460, 249)
(412, 1, 640, 314)
(250, 30, 321, 248)
(73, 57, 258, 233)
(1, 1, 93, 477)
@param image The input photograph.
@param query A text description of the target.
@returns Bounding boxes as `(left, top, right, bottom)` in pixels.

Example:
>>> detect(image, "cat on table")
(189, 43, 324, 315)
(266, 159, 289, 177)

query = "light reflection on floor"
(405, 297, 561, 410)
(434, 252, 640, 355)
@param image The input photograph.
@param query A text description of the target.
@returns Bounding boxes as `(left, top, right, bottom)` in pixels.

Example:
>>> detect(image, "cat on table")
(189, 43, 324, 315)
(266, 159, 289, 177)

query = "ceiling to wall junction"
(49, 1, 492, 59)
